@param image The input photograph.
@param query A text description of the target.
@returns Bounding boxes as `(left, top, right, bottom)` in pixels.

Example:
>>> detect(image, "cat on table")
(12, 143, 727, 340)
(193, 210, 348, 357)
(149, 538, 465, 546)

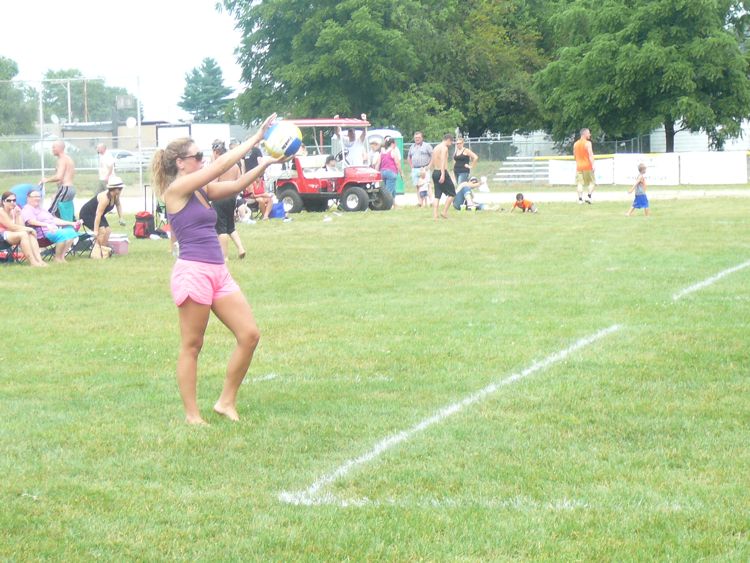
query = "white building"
(649, 121, 750, 152)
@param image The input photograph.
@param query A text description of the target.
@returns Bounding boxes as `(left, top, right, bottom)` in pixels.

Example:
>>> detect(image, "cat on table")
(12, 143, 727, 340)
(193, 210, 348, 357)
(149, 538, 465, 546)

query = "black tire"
(304, 199, 331, 212)
(369, 188, 394, 211)
(340, 186, 369, 212)
(277, 186, 304, 214)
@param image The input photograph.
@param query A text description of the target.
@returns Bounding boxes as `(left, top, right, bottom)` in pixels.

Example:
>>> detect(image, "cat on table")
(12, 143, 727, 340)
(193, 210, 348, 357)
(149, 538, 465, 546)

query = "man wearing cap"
(96, 143, 115, 193)
(79, 175, 126, 255)
(407, 131, 433, 193)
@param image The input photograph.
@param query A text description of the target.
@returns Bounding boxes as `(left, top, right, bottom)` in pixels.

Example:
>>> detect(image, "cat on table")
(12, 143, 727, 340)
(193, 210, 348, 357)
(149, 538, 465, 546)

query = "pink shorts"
(170, 259, 240, 306)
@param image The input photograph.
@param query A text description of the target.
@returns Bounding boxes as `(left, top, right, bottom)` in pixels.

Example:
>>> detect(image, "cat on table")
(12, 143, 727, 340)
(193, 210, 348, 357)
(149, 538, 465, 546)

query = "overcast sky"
(1, 0, 245, 122)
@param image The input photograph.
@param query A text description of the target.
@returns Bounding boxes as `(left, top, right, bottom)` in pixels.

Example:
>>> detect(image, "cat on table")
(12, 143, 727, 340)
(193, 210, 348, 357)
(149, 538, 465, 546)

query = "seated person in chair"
(21, 190, 81, 263)
(0, 191, 46, 266)
(238, 179, 273, 221)
(79, 175, 126, 252)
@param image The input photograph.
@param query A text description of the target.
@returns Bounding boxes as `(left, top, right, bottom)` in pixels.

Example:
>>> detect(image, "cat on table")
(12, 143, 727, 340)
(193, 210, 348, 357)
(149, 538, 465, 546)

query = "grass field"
(2, 198, 749, 560)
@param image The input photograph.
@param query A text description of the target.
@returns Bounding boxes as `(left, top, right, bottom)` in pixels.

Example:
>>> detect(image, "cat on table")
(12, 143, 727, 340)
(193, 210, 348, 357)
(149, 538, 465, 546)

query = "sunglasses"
(3, 199, 16, 203)
(181, 151, 203, 162)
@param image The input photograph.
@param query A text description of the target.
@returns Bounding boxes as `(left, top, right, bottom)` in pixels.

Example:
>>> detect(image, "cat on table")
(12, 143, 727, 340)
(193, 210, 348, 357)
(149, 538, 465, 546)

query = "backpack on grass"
(133, 211, 154, 239)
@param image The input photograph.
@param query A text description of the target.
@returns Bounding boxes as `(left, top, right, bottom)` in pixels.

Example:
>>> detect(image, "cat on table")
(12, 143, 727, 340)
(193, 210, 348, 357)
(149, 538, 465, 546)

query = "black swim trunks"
(213, 196, 237, 235)
(432, 170, 456, 199)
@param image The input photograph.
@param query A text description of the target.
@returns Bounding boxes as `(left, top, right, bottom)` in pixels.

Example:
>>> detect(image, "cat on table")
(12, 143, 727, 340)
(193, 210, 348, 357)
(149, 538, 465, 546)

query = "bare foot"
(440, 213, 449, 219)
(185, 415, 208, 425)
(213, 402, 240, 421)
(238, 250, 246, 260)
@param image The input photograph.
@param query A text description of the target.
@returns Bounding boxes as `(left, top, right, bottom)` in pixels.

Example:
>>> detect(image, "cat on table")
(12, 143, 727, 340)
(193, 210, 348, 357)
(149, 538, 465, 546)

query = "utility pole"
(84, 79, 88, 122)
(66, 79, 72, 123)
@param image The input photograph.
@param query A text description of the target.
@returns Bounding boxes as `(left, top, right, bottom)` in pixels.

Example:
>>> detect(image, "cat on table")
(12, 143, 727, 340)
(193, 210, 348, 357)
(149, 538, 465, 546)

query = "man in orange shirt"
(573, 128, 595, 204)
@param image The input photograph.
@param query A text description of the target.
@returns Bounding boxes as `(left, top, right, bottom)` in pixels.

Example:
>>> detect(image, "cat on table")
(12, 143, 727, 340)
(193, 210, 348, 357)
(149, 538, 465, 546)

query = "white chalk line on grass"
(286, 492, 591, 510)
(277, 492, 701, 512)
(247, 373, 279, 383)
(672, 259, 750, 301)
(278, 324, 622, 506)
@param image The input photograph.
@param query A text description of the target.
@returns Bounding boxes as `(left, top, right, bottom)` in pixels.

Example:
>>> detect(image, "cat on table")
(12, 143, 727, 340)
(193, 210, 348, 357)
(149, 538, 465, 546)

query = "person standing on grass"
(96, 143, 115, 193)
(430, 133, 456, 220)
(408, 131, 433, 193)
(41, 140, 77, 221)
(627, 163, 650, 217)
(574, 128, 595, 204)
(379, 137, 402, 208)
(210, 140, 247, 260)
(452, 137, 478, 185)
(150, 114, 286, 425)
(241, 145, 263, 175)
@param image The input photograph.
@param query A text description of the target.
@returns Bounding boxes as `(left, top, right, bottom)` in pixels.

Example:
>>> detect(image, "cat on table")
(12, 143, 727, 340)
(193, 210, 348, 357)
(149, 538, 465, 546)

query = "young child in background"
(510, 193, 537, 213)
(416, 166, 431, 207)
(627, 163, 650, 216)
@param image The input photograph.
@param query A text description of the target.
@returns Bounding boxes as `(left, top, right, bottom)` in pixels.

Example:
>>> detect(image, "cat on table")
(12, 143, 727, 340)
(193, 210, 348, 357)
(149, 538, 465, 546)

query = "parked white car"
(31, 135, 79, 155)
(110, 149, 149, 172)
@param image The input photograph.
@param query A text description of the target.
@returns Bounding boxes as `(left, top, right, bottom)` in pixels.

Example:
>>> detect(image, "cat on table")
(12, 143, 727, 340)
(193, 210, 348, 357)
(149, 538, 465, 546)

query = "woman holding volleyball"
(151, 113, 285, 424)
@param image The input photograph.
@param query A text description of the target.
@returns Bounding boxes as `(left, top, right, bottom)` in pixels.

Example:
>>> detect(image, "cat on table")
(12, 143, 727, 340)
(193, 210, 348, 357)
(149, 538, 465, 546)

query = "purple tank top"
(167, 188, 224, 264)
(379, 150, 398, 173)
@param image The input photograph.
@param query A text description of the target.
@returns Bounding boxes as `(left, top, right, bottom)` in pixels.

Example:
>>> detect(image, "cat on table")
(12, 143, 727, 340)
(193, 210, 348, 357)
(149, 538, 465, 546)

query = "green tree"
(384, 86, 463, 140)
(408, 0, 546, 136)
(222, 0, 544, 136)
(0, 56, 37, 134)
(535, 0, 750, 151)
(225, 0, 422, 120)
(42, 69, 135, 123)
(179, 57, 234, 122)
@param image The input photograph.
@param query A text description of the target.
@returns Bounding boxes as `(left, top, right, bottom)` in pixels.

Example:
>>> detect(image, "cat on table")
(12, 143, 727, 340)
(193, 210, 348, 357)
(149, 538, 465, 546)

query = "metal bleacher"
(494, 156, 549, 184)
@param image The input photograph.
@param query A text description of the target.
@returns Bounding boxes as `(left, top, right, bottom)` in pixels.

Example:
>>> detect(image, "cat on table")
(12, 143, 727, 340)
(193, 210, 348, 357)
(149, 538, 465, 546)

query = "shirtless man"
(41, 140, 77, 220)
(430, 133, 455, 219)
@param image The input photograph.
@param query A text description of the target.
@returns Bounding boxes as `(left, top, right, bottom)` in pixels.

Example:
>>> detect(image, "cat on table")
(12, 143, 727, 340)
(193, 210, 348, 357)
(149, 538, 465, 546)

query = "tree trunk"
(664, 120, 675, 153)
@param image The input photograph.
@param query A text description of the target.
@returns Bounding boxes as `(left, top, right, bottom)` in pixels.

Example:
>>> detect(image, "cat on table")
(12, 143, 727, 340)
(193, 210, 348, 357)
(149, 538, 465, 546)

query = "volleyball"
(262, 121, 303, 158)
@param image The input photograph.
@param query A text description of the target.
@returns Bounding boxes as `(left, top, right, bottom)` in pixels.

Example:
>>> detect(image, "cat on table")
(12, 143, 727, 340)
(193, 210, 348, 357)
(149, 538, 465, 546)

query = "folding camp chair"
(155, 201, 167, 230)
(0, 238, 22, 264)
(69, 230, 95, 257)
(37, 236, 56, 262)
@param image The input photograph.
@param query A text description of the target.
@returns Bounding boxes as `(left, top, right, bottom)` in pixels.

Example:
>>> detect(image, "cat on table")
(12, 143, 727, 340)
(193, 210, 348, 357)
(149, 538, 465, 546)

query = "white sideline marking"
(672, 259, 750, 301)
(283, 493, 591, 510)
(279, 324, 621, 506)
(248, 373, 279, 383)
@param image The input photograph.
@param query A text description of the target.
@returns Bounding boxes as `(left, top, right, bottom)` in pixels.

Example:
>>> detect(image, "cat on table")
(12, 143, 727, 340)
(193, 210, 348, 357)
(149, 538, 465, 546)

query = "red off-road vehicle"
(265, 118, 394, 213)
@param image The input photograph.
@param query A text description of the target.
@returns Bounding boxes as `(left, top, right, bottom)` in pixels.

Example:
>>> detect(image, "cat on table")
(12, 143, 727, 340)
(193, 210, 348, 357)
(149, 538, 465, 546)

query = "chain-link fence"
(0, 134, 150, 175)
